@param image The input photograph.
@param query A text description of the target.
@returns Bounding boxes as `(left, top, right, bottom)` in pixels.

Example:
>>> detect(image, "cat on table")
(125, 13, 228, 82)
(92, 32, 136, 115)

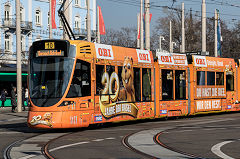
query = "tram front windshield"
(29, 40, 76, 107)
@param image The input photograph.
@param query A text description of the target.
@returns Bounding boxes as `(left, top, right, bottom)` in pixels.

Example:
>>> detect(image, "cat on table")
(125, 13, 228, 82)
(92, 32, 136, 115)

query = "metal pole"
(202, 0, 206, 52)
(63, 0, 69, 40)
(16, 0, 22, 112)
(97, 6, 100, 43)
(87, 0, 91, 42)
(145, 0, 150, 50)
(214, 10, 218, 57)
(181, 2, 185, 53)
(159, 36, 162, 51)
(49, 0, 52, 39)
(170, 20, 172, 53)
(140, 0, 144, 50)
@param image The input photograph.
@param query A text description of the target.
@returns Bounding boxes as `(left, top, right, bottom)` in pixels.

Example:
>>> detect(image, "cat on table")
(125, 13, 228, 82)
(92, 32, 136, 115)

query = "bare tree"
(101, 27, 137, 48)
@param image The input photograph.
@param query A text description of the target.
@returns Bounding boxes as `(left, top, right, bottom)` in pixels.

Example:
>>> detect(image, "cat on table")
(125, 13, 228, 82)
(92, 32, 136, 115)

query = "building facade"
(0, 0, 97, 63)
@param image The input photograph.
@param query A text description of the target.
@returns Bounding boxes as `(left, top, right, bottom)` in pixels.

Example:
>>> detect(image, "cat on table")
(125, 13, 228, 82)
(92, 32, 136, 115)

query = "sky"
(97, 0, 240, 31)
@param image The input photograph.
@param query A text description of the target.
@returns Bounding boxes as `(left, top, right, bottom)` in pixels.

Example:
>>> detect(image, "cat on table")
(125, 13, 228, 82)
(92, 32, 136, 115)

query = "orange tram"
(28, 39, 240, 128)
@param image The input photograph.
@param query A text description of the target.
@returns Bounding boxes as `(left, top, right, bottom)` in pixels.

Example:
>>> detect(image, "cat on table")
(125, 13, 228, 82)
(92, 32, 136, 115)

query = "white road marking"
(105, 137, 115, 140)
(92, 139, 104, 142)
(50, 137, 116, 152)
(211, 141, 235, 159)
(49, 141, 90, 152)
(0, 132, 22, 134)
(18, 155, 37, 159)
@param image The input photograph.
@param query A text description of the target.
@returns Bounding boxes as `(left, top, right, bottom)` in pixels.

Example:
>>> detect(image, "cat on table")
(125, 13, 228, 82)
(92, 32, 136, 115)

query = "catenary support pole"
(97, 6, 100, 43)
(202, 0, 206, 53)
(87, 0, 91, 42)
(16, 0, 22, 112)
(181, 2, 185, 53)
(49, 0, 52, 39)
(63, 0, 69, 40)
(145, 0, 150, 50)
(170, 20, 172, 53)
(140, 0, 144, 50)
(214, 9, 218, 57)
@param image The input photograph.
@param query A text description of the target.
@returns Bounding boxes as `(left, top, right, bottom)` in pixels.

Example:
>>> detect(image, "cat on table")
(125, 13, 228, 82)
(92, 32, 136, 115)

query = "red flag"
(98, 6, 106, 35)
(144, 13, 152, 22)
(51, 0, 57, 29)
(137, 14, 140, 39)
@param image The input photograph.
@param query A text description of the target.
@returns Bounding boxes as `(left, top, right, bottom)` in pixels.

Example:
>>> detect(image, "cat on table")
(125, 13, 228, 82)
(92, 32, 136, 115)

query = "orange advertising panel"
(193, 55, 235, 68)
(195, 99, 222, 112)
(157, 52, 188, 66)
(94, 43, 153, 64)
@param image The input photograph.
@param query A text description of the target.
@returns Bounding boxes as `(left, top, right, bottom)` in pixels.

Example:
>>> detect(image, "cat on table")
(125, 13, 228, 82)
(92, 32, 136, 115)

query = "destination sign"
(36, 50, 64, 57)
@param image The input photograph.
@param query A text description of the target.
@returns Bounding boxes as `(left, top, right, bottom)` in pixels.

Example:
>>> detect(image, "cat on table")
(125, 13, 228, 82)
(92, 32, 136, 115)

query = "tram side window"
(175, 70, 186, 100)
(207, 72, 215, 85)
(226, 74, 234, 91)
(162, 69, 173, 100)
(197, 71, 205, 85)
(67, 60, 91, 97)
(96, 65, 105, 95)
(134, 68, 141, 102)
(142, 68, 151, 101)
(216, 72, 224, 85)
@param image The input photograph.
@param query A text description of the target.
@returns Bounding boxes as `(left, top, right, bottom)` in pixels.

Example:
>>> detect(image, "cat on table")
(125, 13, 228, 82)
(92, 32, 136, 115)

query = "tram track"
(122, 132, 157, 159)
(3, 132, 68, 159)
(153, 131, 200, 159)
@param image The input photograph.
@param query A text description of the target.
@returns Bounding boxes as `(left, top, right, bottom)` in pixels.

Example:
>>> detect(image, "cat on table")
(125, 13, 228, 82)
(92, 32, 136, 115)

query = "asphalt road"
(1, 108, 240, 159)
(46, 112, 240, 159)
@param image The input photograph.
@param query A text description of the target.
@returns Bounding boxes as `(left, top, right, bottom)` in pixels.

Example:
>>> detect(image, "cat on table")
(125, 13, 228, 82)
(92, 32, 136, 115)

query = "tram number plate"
(45, 42, 55, 49)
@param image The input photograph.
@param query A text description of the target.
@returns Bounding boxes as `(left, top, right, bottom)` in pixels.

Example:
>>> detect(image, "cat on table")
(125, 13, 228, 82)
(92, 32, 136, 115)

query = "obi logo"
(98, 48, 112, 57)
(160, 110, 167, 114)
(196, 58, 206, 65)
(94, 115, 103, 122)
(161, 56, 172, 63)
(139, 53, 150, 61)
(227, 105, 232, 109)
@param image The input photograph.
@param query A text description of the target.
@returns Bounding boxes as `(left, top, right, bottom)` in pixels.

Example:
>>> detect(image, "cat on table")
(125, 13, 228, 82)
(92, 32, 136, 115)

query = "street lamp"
(159, 36, 165, 51)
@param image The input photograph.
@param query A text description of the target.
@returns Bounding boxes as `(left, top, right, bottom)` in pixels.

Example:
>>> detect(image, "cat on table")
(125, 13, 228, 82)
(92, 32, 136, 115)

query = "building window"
(74, 16, 81, 29)
(4, 35, 10, 51)
(21, 36, 25, 51)
(35, 9, 41, 26)
(59, 19, 63, 29)
(20, 7, 24, 21)
(48, 12, 49, 26)
(75, 0, 80, 6)
(4, 4, 10, 20)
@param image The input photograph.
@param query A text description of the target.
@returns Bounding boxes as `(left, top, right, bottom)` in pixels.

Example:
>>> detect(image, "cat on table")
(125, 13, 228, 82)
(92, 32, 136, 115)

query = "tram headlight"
(64, 101, 69, 106)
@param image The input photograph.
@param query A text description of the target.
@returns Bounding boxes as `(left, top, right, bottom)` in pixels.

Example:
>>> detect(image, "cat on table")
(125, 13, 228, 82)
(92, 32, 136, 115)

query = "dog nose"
(125, 69, 127, 73)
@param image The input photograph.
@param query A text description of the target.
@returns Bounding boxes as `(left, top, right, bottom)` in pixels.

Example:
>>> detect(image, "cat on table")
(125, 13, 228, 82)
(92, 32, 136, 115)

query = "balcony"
(1, 18, 32, 32)
(73, 28, 96, 40)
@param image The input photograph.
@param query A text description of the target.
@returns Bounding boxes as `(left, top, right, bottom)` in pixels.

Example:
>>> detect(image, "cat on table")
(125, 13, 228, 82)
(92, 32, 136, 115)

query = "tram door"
(226, 72, 235, 107)
(67, 59, 94, 110)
